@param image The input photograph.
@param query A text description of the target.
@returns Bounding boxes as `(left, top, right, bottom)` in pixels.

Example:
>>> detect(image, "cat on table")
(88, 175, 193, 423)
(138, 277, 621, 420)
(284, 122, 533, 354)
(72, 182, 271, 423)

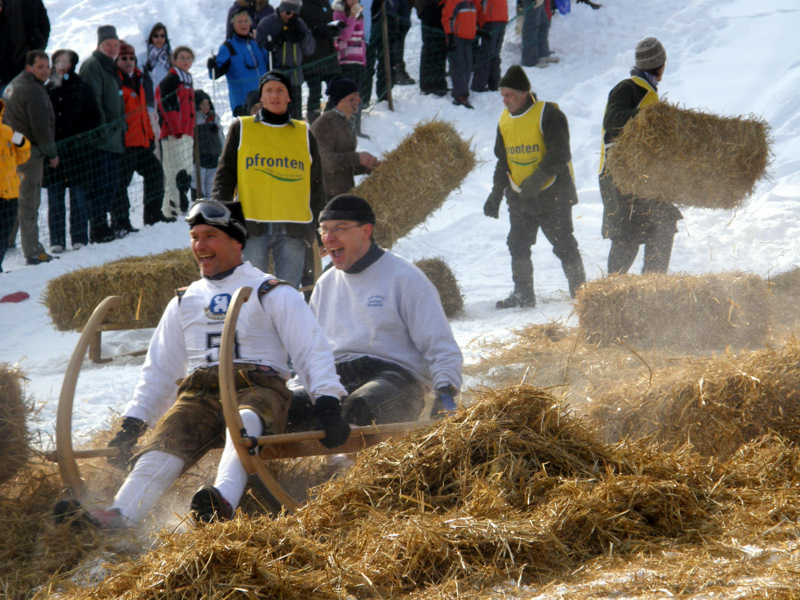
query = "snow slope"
(1, 0, 798, 449)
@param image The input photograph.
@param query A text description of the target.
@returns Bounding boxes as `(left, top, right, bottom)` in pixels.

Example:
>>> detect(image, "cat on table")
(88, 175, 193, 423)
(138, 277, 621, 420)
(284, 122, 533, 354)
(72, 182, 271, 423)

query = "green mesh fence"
(26, 7, 528, 251)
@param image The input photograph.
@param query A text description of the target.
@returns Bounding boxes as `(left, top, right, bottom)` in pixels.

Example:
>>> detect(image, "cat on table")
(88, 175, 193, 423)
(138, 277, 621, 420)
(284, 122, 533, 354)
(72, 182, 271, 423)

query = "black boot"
(176, 170, 192, 213)
(496, 282, 535, 309)
(563, 258, 586, 298)
(393, 62, 416, 85)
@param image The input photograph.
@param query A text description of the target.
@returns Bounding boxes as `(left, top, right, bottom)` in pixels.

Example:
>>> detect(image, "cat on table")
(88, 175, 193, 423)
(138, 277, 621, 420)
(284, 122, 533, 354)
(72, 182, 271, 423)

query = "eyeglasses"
(186, 200, 248, 237)
(317, 223, 364, 237)
(282, 10, 295, 15)
(152, 33, 166, 38)
(118, 56, 135, 61)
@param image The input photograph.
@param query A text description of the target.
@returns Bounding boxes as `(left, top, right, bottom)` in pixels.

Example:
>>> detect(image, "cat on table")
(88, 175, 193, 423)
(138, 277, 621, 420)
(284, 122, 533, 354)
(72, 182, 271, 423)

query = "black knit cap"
(187, 200, 249, 248)
(498, 65, 531, 92)
(327, 77, 359, 108)
(259, 70, 292, 101)
(319, 194, 376, 225)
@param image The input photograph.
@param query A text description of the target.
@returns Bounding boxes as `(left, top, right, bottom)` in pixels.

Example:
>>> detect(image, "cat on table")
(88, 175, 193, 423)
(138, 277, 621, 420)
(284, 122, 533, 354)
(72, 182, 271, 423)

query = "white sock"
(111, 450, 185, 526)
(214, 409, 263, 510)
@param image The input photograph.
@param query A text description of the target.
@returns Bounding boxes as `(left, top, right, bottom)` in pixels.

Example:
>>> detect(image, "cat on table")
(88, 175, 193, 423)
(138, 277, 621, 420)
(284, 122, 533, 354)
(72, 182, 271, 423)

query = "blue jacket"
(215, 34, 271, 111)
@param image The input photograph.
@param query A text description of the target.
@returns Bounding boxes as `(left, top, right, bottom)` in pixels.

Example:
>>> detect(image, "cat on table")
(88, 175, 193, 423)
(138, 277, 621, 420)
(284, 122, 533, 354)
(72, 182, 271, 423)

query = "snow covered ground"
(1, 0, 798, 451)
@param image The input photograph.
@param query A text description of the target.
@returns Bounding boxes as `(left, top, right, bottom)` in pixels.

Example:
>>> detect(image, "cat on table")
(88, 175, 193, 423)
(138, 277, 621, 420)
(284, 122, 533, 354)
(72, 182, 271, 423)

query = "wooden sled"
(47, 289, 432, 511)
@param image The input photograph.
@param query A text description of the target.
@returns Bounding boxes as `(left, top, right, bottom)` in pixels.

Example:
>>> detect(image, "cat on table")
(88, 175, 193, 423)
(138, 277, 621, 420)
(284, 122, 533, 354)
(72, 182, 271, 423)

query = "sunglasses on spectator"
(282, 10, 295, 15)
(152, 33, 166, 38)
(118, 56, 135, 61)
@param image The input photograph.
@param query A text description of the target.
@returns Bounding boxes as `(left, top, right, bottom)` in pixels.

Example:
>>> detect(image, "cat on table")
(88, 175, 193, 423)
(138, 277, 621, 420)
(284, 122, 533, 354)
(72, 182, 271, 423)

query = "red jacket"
(155, 68, 195, 139)
(479, 0, 507, 24)
(119, 68, 154, 148)
(442, 0, 483, 40)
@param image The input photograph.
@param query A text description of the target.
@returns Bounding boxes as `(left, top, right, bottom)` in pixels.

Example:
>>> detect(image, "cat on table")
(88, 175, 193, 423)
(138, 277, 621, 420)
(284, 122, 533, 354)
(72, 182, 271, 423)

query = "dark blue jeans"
(47, 181, 89, 247)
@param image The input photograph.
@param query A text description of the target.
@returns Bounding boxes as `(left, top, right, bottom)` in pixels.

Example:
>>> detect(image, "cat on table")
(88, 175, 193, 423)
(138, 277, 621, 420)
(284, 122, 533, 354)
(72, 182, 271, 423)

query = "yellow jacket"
(0, 99, 31, 200)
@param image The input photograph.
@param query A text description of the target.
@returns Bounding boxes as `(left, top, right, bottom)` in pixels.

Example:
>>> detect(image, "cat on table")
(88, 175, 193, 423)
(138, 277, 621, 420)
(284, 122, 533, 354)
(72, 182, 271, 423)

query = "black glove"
(476, 28, 491, 40)
(314, 395, 350, 449)
(207, 56, 217, 72)
(429, 385, 458, 419)
(446, 34, 456, 52)
(263, 34, 280, 52)
(286, 24, 306, 42)
(483, 190, 502, 218)
(577, 0, 602, 8)
(107, 416, 147, 470)
(326, 20, 347, 37)
(520, 169, 549, 203)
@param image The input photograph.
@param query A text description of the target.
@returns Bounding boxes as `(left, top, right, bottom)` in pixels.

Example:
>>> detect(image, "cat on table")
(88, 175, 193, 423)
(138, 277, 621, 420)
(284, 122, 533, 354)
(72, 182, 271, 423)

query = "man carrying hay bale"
(55, 199, 348, 529)
(212, 70, 327, 289)
(598, 37, 683, 275)
(483, 64, 586, 308)
(294, 194, 463, 424)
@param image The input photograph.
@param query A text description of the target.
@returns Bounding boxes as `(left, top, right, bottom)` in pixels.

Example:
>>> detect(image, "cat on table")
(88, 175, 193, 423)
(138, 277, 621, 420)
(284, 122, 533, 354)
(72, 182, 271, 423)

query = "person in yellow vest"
(212, 70, 326, 289)
(483, 64, 585, 309)
(598, 37, 682, 274)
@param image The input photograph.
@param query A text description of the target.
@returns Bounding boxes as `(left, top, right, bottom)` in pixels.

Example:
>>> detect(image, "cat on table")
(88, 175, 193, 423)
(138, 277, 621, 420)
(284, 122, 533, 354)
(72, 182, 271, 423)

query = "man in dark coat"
(599, 37, 682, 275)
(310, 77, 377, 198)
(2, 50, 59, 264)
(80, 25, 128, 242)
(2, 0, 50, 90)
(300, 0, 343, 122)
(45, 49, 103, 251)
(483, 65, 586, 307)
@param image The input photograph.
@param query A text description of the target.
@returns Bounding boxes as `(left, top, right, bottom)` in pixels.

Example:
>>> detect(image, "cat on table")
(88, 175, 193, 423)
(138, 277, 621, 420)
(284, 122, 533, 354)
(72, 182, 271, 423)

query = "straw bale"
(604, 100, 771, 210)
(586, 339, 800, 459)
(27, 387, 800, 599)
(351, 119, 476, 248)
(0, 364, 31, 485)
(576, 271, 771, 351)
(44, 248, 198, 331)
(414, 257, 464, 317)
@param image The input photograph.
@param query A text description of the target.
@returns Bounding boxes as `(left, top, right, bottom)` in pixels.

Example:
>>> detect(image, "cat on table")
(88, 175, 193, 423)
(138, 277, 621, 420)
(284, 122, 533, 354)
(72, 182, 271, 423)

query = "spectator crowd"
(0, 0, 599, 273)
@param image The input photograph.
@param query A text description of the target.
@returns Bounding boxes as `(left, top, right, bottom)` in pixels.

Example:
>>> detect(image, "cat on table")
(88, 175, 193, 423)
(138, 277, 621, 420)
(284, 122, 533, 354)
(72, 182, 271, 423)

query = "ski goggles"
(186, 200, 247, 237)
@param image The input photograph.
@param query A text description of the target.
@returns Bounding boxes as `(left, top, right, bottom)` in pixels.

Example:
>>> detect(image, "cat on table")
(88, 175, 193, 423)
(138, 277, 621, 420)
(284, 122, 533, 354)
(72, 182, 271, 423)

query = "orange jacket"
(0, 100, 31, 200)
(479, 0, 507, 24)
(441, 0, 483, 39)
(120, 68, 154, 148)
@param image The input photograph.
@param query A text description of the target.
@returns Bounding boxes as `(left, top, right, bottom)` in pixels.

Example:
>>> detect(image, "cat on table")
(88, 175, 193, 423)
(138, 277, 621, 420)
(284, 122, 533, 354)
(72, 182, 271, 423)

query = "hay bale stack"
(44, 249, 198, 331)
(586, 339, 800, 459)
(414, 257, 463, 317)
(351, 119, 476, 248)
(576, 272, 770, 351)
(605, 101, 771, 210)
(0, 364, 30, 484)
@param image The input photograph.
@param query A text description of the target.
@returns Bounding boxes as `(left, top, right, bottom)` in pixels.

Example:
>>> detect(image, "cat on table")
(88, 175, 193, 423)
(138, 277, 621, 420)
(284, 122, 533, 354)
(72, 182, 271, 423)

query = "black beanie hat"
(187, 200, 249, 248)
(498, 65, 531, 92)
(259, 70, 292, 101)
(319, 194, 376, 225)
(327, 77, 359, 108)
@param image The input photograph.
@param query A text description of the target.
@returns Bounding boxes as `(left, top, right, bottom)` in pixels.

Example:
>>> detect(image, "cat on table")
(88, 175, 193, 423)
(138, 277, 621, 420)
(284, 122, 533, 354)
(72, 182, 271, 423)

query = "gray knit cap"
(97, 25, 119, 45)
(635, 37, 666, 71)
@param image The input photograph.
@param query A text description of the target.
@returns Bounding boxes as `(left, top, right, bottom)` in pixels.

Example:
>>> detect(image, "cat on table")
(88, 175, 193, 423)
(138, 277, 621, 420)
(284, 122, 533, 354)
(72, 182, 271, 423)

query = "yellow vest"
(598, 76, 659, 173)
(236, 117, 313, 223)
(499, 99, 556, 191)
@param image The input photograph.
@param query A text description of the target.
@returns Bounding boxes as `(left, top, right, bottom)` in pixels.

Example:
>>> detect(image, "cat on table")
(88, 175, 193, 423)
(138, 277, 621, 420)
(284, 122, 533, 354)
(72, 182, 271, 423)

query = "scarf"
(145, 43, 171, 74)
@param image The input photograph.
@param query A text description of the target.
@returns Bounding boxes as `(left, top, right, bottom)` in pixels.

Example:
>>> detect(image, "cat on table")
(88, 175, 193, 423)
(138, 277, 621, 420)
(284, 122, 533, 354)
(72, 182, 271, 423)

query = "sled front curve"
(56, 295, 122, 496)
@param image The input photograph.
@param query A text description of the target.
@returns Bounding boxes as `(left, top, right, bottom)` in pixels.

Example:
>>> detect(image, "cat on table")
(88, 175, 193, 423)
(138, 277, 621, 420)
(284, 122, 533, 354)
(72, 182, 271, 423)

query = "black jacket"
(491, 95, 578, 216)
(45, 72, 103, 186)
(301, 0, 338, 63)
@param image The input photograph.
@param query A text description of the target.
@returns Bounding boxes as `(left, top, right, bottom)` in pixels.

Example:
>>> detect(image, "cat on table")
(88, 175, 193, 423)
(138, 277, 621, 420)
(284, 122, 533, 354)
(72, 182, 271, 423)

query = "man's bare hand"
(359, 152, 379, 170)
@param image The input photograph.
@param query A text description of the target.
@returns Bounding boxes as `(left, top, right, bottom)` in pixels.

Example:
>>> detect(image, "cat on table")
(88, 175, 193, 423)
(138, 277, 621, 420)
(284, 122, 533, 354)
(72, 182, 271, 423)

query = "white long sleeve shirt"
(309, 251, 463, 391)
(123, 262, 345, 427)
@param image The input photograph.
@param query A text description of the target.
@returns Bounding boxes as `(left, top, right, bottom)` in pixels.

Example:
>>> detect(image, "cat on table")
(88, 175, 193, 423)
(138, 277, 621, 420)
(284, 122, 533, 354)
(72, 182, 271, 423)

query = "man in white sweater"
(306, 194, 463, 425)
(55, 199, 348, 530)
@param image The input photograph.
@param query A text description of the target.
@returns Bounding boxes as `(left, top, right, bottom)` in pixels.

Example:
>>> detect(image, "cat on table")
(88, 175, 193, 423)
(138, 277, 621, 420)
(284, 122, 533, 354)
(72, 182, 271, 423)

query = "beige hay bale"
(414, 257, 464, 317)
(44, 248, 198, 331)
(586, 339, 800, 460)
(605, 101, 771, 210)
(351, 119, 476, 248)
(576, 272, 771, 351)
(0, 364, 30, 484)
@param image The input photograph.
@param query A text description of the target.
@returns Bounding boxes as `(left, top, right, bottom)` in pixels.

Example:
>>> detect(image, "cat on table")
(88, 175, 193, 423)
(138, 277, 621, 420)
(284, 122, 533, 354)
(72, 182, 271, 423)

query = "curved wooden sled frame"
(55, 295, 122, 496)
(49, 290, 432, 511)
